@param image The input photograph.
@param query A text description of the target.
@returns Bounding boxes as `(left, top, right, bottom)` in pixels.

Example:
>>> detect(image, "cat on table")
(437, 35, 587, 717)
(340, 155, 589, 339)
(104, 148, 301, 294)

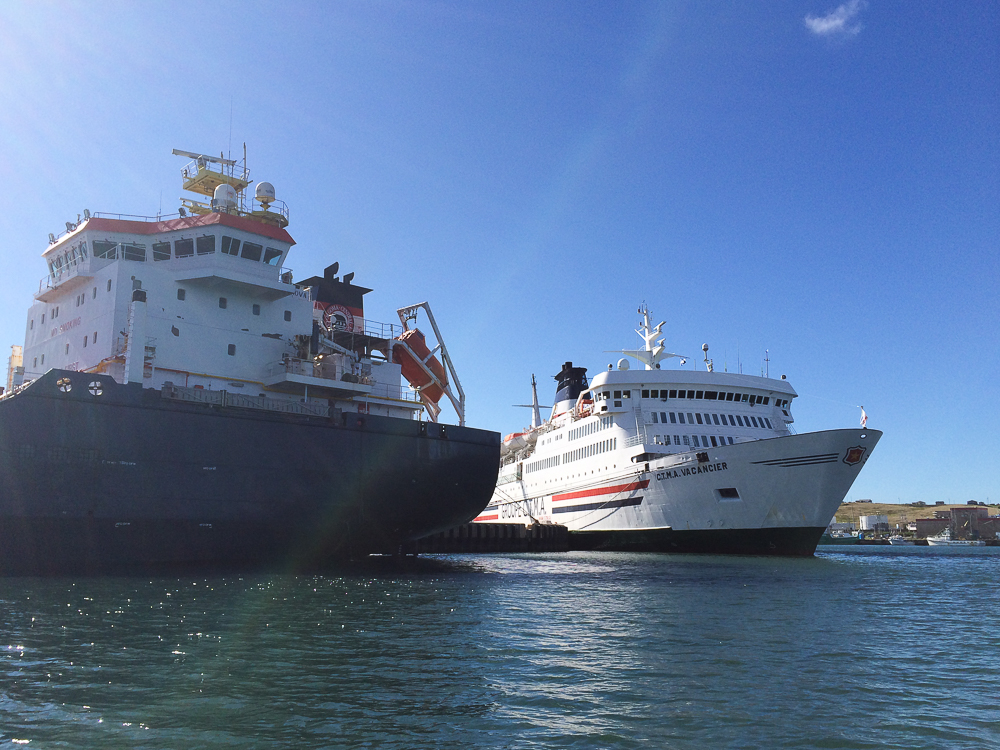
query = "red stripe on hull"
(552, 479, 650, 503)
(474, 514, 499, 522)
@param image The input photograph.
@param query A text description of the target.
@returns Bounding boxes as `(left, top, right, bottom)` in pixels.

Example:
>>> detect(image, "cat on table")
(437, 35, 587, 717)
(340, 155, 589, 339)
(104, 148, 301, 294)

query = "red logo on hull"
(843, 446, 866, 465)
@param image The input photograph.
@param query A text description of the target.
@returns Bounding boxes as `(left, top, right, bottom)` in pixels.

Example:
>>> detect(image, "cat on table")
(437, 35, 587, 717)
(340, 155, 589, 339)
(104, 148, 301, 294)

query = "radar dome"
(255, 181, 276, 205)
(213, 183, 238, 211)
(617, 358, 630, 371)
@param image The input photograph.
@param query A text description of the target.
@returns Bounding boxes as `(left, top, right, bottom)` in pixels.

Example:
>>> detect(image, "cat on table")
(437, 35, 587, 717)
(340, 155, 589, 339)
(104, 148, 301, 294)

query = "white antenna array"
(607, 304, 687, 370)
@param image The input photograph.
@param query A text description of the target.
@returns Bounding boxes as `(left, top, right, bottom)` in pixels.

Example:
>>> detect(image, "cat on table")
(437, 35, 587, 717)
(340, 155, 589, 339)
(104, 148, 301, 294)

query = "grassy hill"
(832, 502, 999, 528)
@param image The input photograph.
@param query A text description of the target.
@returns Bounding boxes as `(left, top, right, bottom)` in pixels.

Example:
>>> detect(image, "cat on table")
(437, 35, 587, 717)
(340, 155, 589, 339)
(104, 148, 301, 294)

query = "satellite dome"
(213, 183, 238, 211)
(617, 358, 630, 371)
(255, 181, 276, 205)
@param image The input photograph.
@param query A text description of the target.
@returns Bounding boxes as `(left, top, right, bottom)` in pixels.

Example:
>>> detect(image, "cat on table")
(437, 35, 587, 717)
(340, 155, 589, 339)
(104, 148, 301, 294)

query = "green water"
(2, 549, 998, 748)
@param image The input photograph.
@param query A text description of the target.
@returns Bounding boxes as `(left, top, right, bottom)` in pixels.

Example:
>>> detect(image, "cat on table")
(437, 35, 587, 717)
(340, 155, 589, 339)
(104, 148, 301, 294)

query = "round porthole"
(88, 381, 104, 396)
(56, 377, 72, 393)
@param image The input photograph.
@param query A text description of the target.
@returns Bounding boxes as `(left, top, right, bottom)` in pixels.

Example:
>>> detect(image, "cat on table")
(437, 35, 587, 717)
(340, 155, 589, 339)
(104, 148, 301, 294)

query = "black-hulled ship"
(0, 148, 498, 573)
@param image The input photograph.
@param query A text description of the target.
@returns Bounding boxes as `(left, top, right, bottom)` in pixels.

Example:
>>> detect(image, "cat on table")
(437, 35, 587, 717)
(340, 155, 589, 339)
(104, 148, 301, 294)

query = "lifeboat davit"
(392, 328, 448, 404)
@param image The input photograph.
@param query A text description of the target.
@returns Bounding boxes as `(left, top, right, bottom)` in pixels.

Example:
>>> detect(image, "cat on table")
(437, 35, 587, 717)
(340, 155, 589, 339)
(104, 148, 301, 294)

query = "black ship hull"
(0, 370, 499, 574)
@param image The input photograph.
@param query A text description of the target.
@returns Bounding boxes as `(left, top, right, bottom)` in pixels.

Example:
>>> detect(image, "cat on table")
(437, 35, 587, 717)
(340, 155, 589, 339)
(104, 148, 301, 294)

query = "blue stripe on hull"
(552, 496, 643, 514)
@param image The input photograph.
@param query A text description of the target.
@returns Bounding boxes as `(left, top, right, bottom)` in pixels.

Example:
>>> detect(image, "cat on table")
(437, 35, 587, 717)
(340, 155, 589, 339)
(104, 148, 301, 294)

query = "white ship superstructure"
(477, 307, 880, 556)
(18, 149, 455, 422)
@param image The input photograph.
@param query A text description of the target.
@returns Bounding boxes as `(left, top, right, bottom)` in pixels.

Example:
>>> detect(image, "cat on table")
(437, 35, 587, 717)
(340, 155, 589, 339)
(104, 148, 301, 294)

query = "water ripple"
(0, 551, 998, 748)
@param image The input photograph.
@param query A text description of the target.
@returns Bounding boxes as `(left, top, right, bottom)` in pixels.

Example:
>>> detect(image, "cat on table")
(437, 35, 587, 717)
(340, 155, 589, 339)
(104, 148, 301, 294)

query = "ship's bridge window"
(222, 236, 241, 256)
(741, 393, 749, 402)
(651, 390, 659, 398)
(622, 390, 631, 398)
(241, 242, 263, 261)
(668, 390, 677, 398)
(677, 413, 685, 424)
(695, 413, 703, 425)
(651, 412, 658, 423)
(642, 390, 649, 398)
(705, 391, 717, 400)
(603, 391, 610, 399)
(122, 243, 145, 261)
(175, 239, 194, 258)
(94, 241, 116, 259)
(263, 247, 282, 265)
(152, 242, 171, 261)
(712, 414, 720, 425)
(696, 391, 703, 399)
(196, 236, 216, 255)
(614, 391, 621, 399)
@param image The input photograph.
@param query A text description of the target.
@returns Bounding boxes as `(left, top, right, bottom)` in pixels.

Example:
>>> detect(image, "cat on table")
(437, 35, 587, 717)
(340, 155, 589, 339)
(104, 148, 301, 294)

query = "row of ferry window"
(651, 411, 774, 430)
(568, 415, 614, 442)
(651, 434, 735, 448)
(85, 236, 283, 265)
(596, 389, 789, 408)
(563, 437, 616, 465)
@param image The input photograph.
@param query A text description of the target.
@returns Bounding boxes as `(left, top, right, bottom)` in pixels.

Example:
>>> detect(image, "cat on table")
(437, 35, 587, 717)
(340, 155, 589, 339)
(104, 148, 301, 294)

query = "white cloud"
(805, 0, 866, 36)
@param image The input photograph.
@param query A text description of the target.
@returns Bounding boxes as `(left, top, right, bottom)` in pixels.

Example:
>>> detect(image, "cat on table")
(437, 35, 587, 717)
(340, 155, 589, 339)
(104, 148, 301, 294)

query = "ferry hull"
(486, 428, 880, 557)
(569, 526, 826, 556)
(0, 370, 499, 574)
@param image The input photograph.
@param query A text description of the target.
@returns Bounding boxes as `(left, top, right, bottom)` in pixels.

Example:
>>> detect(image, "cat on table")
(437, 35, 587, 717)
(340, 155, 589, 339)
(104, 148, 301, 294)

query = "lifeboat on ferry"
(502, 429, 538, 454)
(392, 328, 448, 404)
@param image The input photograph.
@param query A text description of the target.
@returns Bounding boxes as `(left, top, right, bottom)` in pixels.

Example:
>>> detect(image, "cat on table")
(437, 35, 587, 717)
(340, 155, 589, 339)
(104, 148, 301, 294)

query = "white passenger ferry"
(477, 307, 880, 556)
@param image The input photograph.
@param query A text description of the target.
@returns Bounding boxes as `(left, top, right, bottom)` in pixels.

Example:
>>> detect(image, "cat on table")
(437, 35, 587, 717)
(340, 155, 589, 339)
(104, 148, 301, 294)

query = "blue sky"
(0, 1, 996, 504)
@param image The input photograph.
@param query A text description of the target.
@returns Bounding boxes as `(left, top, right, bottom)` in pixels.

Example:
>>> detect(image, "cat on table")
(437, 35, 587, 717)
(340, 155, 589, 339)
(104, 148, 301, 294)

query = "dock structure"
(414, 523, 569, 553)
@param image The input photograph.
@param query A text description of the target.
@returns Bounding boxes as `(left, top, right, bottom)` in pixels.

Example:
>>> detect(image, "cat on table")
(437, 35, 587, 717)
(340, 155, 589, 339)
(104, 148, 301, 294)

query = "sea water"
(2, 548, 999, 749)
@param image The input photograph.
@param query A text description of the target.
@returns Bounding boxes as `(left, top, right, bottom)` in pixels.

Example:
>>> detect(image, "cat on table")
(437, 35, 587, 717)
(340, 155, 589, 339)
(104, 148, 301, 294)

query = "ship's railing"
(94, 211, 184, 222)
(268, 358, 420, 403)
(38, 252, 102, 294)
(179, 158, 250, 187)
(325, 317, 403, 340)
(161, 384, 331, 417)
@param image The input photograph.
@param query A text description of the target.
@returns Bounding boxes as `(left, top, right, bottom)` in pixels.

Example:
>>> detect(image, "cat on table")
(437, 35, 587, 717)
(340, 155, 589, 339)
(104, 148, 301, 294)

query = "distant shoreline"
(834, 501, 998, 528)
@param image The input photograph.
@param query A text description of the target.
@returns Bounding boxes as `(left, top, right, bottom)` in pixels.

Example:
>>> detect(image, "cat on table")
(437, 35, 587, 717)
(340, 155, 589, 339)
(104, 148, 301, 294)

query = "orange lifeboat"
(392, 328, 448, 404)
(502, 429, 538, 454)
